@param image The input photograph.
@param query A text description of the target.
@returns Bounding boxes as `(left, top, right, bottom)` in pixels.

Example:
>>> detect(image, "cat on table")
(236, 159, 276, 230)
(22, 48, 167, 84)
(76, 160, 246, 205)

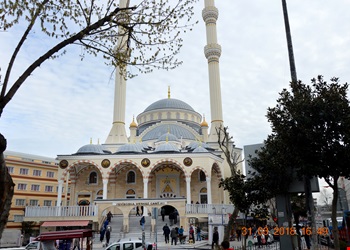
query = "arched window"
(96, 190, 103, 199)
(200, 187, 208, 204)
(127, 171, 136, 184)
(89, 172, 97, 184)
(199, 170, 206, 182)
(126, 189, 136, 199)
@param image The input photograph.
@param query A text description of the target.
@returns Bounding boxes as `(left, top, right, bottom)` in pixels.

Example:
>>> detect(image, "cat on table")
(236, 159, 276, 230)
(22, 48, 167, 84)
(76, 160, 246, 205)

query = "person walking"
(161, 207, 165, 221)
(163, 224, 170, 244)
(107, 211, 113, 222)
(72, 238, 80, 250)
(105, 227, 111, 246)
(170, 227, 178, 245)
(212, 227, 219, 249)
(140, 215, 145, 231)
(99, 226, 105, 243)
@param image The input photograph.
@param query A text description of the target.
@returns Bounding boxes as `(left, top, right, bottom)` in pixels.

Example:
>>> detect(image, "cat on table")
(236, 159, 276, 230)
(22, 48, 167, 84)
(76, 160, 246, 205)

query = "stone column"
(186, 177, 191, 204)
(103, 179, 108, 199)
(57, 180, 63, 206)
(206, 177, 212, 204)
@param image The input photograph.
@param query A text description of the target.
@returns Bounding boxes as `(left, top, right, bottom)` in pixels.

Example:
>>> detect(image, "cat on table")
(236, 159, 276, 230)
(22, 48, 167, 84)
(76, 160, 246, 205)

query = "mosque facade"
(24, 0, 242, 242)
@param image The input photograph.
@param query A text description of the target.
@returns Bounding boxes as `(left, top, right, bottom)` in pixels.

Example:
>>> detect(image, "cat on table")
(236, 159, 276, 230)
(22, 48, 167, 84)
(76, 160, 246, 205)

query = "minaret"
(105, 0, 130, 145)
(202, 0, 224, 143)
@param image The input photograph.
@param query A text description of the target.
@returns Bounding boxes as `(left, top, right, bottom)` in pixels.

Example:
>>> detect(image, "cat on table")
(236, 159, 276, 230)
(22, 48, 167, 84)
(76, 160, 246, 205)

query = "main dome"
(143, 98, 195, 112)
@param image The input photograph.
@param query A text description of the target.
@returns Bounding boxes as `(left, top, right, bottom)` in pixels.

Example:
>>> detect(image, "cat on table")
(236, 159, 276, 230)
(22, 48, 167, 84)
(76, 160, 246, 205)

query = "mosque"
(24, 0, 242, 243)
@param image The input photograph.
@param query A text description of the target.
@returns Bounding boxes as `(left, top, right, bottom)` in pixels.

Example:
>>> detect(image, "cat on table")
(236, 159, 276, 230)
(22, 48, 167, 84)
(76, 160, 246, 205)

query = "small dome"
(116, 143, 143, 154)
(154, 142, 180, 153)
(76, 144, 110, 155)
(193, 146, 209, 153)
(187, 141, 211, 150)
(130, 116, 137, 128)
(156, 133, 179, 143)
(200, 116, 208, 127)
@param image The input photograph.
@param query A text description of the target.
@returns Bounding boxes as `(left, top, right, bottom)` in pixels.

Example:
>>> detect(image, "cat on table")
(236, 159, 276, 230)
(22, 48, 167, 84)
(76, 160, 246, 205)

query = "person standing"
(236, 227, 242, 241)
(163, 224, 170, 244)
(136, 206, 142, 216)
(140, 215, 145, 231)
(161, 207, 165, 221)
(105, 227, 111, 246)
(189, 225, 195, 243)
(212, 227, 219, 249)
(169, 212, 174, 226)
(196, 226, 202, 241)
(170, 227, 178, 245)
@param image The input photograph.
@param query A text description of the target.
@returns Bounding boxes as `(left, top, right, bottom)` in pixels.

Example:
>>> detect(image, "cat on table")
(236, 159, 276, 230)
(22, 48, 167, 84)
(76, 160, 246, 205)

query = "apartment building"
(4, 150, 68, 233)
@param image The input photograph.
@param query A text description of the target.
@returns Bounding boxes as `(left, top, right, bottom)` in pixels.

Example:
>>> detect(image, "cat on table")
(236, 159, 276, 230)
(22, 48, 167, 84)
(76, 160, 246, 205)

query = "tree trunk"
(0, 133, 15, 239)
(331, 180, 340, 250)
(223, 207, 239, 242)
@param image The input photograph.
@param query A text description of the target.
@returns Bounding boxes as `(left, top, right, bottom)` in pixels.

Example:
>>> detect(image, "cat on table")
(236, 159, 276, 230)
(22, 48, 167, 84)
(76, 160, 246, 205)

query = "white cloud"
(1, 0, 350, 158)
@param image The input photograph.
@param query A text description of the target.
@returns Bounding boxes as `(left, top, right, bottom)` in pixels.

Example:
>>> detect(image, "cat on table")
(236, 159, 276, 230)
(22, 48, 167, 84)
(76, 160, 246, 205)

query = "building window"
(126, 189, 136, 199)
(45, 186, 53, 192)
(167, 112, 171, 119)
(33, 169, 42, 176)
(7, 166, 14, 174)
(199, 187, 208, 204)
(126, 171, 136, 184)
(56, 186, 64, 193)
(158, 113, 162, 119)
(17, 183, 27, 190)
(176, 112, 180, 119)
(185, 113, 188, 120)
(89, 172, 97, 184)
(19, 168, 29, 175)
(199, 170, 206, 182)
(31, 184, 40, 191)
(43, 200, 52, 206)
(46, 171, 55, 178)
(15, 199, 25, 206)
(14, 215, 24, 222)
(29, 200, 39, 206)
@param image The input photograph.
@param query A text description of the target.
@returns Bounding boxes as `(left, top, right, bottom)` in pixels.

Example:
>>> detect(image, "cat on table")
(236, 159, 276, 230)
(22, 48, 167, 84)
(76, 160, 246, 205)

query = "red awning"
(35, 229, 93, 241)
(41, 220, 90, 227)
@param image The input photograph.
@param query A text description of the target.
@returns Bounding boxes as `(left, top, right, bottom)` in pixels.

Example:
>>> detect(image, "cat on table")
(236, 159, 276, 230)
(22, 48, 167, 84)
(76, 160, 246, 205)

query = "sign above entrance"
(111, 201, 167, 206)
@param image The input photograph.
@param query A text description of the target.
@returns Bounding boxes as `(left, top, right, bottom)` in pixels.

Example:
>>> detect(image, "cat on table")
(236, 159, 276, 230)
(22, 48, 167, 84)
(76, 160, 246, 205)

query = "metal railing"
(25, 205, 98, 217)
(25, 204, 233, 218)
(186, 204, 234, 214)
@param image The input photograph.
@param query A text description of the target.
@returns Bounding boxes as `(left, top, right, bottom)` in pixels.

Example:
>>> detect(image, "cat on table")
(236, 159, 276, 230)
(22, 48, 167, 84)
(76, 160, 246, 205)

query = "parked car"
(105, 238, 153, 250)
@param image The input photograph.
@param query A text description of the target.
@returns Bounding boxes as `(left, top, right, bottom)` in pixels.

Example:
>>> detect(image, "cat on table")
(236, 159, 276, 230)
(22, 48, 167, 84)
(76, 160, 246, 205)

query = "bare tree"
(0, 0, 198, 237)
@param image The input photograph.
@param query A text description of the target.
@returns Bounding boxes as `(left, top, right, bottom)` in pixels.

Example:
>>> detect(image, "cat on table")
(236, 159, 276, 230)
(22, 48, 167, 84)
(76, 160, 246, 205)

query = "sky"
(1, 0, 350, 180)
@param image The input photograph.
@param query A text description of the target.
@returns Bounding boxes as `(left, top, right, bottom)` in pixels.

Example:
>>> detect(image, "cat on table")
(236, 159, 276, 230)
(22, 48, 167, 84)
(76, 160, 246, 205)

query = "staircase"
(105, 214, 179, 244)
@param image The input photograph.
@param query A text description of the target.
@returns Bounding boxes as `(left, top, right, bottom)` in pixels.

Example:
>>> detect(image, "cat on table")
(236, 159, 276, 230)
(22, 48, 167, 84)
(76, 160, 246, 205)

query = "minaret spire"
(168, 86, 171, 99)
(202, 0, 224, 143)
(105, 0, 130, 145)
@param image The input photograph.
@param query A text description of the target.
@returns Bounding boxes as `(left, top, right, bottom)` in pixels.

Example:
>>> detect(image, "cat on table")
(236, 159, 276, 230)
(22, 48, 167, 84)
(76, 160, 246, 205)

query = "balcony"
(24, 204, 234, 221)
